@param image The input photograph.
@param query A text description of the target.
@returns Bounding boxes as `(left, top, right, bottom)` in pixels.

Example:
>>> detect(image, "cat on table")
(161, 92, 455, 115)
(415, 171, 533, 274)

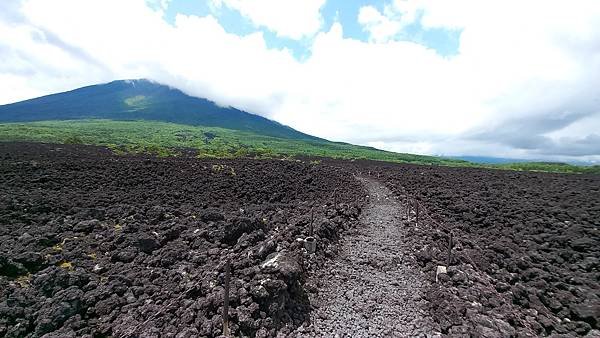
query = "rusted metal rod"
(222, 259, 231, 337)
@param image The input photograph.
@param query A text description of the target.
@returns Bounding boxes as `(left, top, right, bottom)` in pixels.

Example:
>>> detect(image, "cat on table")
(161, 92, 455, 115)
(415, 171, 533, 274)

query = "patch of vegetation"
(0, 119, 465, 164)
(15, 273, 32, 288)
(124, 95, 147, 107)
(107, 143, 178, 157)
(64, 135, 84, 144)
(211, 164, 236, 176)
(0, 119, 597, 174)
(58, 261, 73, 270)
(494, 162, 600, 174)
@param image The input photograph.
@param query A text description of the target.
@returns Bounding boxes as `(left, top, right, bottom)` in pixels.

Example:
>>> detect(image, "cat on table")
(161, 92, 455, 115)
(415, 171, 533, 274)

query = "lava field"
(357, 161, 600, 336)
(0, 143, 363, 337)
(1, 143, 599, 337)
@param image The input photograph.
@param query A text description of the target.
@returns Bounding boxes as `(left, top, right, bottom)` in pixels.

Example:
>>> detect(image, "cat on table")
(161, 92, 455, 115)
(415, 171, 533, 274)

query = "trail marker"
(333, 188, 338, 208)
(447, 232, 453, 267)
(416, 202, 420, 226)
(309, 207, 314, 237)
(222, 259, 231, 337)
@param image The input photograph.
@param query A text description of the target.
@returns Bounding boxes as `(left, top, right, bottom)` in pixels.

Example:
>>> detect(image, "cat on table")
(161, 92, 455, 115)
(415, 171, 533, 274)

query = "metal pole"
(222, 259, 231, 337)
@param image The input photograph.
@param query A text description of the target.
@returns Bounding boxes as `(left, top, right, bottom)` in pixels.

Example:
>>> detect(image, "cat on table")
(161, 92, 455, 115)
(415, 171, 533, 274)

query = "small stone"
(495, 282, 511, 293)
(93, 264, 104, 273)
(73, 219, 100, 233)
(571, 302, 600, 328)
(18, 232, 33, 243)
(137, 234, 160, 253)
(435, 265, 447, 283)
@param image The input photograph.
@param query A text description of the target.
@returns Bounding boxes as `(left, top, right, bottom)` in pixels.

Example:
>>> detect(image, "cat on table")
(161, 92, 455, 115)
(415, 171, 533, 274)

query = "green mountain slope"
(0, 119, 467, 165)
(0, 79, 316, 140)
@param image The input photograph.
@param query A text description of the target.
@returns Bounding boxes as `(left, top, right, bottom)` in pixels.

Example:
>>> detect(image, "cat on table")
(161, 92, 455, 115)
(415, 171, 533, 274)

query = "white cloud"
(357, 5, 402, 42)
(1, 0, 600, 161)
(210, 0, 326, 40)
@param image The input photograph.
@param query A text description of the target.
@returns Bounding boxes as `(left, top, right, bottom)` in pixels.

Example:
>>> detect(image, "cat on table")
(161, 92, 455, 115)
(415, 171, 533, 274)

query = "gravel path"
(295, 177, 439, 337)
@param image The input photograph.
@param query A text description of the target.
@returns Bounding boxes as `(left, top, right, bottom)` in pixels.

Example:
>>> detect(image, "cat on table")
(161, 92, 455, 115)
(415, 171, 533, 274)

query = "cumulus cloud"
(209, 0, 326, 40)
(1, 0, 599, 162)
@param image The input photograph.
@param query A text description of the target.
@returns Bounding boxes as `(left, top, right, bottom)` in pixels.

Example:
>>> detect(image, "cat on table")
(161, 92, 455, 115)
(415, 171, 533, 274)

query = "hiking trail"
(295, 177, 438, 337)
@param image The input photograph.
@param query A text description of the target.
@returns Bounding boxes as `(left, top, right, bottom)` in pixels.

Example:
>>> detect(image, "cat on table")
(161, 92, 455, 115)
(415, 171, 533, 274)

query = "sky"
(0, 0, 599, 162)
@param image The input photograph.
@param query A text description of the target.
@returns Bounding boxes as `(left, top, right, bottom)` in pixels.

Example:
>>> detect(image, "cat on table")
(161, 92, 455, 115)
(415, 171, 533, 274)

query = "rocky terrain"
(2, 142, 599, 337)
(298, 177, 437, 337)
(354, 161, 600, 337)
(0, 143, 363, 337)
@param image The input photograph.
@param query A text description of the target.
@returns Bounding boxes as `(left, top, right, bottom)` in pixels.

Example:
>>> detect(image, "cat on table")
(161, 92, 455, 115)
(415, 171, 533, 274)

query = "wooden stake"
(309, 207, 314, 237)
(222, 259, 231, 337)
(415, 202, 419, 226)
(447, 232, 453, 268)
(333, 188, 338, 208)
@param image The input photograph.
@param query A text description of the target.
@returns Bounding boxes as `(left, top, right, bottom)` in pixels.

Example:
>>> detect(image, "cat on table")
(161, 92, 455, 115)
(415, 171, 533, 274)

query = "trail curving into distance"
(296, 177, 439, 337)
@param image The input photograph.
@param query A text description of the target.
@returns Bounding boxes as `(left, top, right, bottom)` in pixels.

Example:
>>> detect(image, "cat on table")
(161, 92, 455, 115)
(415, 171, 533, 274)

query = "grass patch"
(494, 162, 600, 174)
(124, 95, 147, 107)
(58, 261, 73, 270)
(15, 273, 32, 288)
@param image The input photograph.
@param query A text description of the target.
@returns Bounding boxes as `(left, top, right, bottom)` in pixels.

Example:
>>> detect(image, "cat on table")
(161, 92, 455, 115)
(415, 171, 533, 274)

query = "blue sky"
(163, 0, 460, 60)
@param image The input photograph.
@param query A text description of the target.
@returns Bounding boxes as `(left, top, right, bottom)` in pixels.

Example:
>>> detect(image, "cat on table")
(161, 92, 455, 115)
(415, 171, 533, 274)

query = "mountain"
(0, 79, 316, 140)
